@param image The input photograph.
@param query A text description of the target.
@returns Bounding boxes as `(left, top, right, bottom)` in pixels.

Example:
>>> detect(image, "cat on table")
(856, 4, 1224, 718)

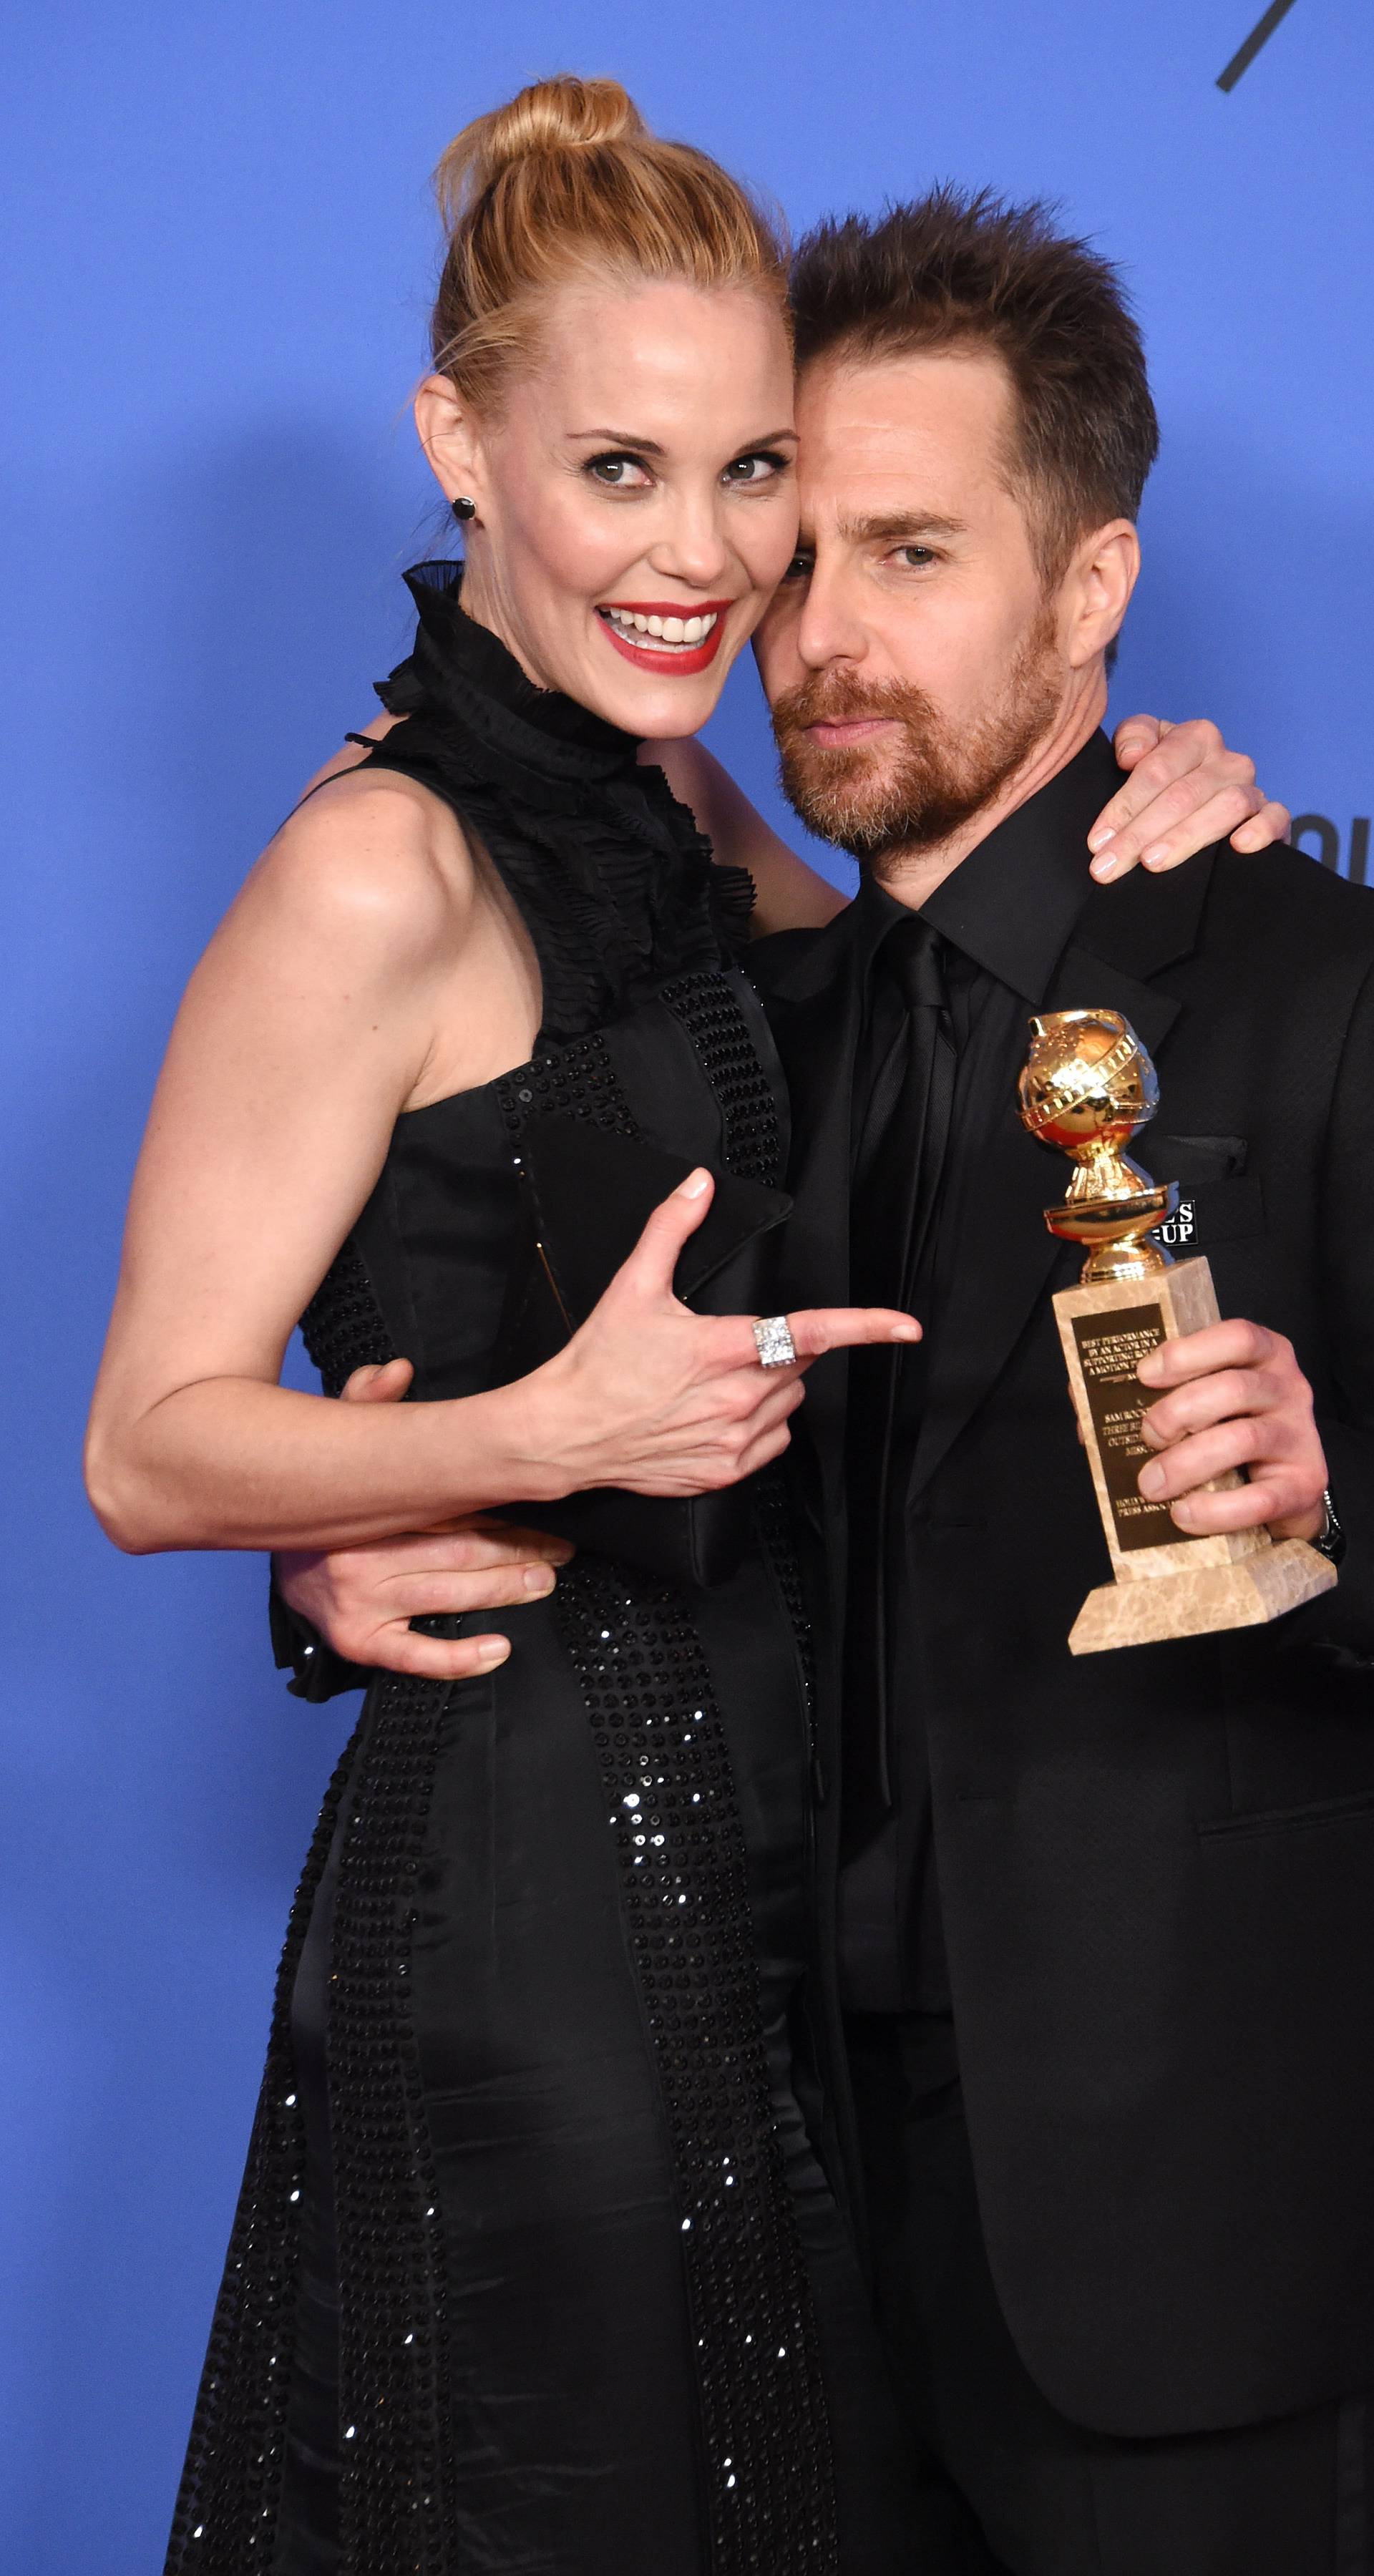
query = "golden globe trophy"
(1018, 1008, 1335, 1654)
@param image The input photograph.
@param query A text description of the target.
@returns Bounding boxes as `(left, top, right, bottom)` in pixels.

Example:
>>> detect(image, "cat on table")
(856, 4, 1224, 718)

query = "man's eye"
(586, 454, 653, 490)
(721, 451, 791, 487)
(781, 552, 814, 583)
(894, 545, 936, 567)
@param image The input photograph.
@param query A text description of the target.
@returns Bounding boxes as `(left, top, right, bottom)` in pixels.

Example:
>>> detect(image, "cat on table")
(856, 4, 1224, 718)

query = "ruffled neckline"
(356, 561, 755, 1043)
(378, 561, 642, 783)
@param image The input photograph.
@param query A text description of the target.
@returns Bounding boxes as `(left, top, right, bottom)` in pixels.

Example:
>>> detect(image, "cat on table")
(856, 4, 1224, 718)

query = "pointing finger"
(786, 1307, 922, 1362)
(701, 1307, 921, 1375)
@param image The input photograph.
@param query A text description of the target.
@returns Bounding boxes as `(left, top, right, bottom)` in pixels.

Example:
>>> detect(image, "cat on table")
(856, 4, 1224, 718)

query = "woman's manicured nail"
(1091, 853, 1121, 881)
(1141, 842, 1169, 870)
(678, 1169, 711, 1199)
(890, 1323, 921, 1342)
(1088, 826, 1115, 853)
(476, 1636, 511, 1667)
(523, 1565, 556, 1596)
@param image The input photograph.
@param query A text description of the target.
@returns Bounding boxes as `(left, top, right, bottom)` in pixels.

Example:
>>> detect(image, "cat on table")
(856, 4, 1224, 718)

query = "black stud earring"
(451, 494, 477, 523)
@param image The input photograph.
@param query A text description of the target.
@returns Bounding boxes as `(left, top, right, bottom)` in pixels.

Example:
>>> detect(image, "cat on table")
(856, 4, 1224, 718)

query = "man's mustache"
(771, 671, 938, 738)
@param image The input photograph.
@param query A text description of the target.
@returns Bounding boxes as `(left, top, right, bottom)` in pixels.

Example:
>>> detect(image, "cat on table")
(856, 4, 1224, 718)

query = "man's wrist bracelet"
(1310, 1486, 1346, 1566)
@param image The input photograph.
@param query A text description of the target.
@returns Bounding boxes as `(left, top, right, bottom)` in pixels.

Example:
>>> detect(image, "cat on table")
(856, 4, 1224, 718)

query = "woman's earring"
(451, 495, 477, 523)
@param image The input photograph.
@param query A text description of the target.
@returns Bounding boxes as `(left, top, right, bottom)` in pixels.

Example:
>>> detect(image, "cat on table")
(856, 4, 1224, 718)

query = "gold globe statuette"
(1017, 1008, 1335, 1653)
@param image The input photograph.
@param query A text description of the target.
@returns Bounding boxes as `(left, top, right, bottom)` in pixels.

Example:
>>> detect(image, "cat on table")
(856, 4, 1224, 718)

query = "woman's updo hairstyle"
(430, 75, 789, 409)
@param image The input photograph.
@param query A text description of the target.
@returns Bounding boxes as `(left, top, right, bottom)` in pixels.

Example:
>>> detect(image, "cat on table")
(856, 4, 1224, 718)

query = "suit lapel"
(908, 858, 1210, 1501)
(752, 803, 1217, 1519)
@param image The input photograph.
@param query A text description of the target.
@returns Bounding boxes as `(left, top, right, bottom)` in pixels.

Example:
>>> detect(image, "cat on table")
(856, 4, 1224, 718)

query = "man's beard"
(771, 609, 1063, 871)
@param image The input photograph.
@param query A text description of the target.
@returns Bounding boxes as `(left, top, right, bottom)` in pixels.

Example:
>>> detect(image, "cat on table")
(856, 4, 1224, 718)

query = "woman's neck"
(454, 551, 554, 695)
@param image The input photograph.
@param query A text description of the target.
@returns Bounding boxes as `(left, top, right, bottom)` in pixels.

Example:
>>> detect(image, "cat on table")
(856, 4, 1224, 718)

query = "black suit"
(754, 733, 1374, 2569)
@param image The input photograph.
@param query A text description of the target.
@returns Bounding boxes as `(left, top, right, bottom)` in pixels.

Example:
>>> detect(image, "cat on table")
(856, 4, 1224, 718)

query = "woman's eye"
(586, 454, 653, 490)
(722, 452, 789, 487)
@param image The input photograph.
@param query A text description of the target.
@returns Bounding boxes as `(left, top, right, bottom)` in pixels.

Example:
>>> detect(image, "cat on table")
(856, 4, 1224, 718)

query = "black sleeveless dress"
(165, 566, 911, 2576)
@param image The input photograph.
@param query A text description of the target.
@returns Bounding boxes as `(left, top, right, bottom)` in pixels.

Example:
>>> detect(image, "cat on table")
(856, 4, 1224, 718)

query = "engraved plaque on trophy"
(1018, 1009, 1336, 1654)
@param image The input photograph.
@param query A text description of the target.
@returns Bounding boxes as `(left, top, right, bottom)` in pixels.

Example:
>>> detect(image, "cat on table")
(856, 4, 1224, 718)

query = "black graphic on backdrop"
(1217, 0, 1300, 92)
(1291, 815, 1372, 885)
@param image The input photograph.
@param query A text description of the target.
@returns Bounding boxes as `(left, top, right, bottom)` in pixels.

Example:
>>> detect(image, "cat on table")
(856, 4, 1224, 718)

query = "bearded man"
(276, 194, 1374, 2572)
(730, 192, 1373, 2575)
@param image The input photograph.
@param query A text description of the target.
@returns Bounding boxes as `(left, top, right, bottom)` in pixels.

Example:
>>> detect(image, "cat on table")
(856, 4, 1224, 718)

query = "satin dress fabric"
(165, 569, 914, 2576)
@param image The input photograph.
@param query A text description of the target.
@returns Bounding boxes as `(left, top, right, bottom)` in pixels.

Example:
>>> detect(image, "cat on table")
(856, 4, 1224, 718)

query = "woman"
(87, 77, 1287, 2575)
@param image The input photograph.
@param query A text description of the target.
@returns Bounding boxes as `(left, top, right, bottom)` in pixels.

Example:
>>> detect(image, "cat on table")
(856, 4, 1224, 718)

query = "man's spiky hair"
(790, 187, 1159, 577)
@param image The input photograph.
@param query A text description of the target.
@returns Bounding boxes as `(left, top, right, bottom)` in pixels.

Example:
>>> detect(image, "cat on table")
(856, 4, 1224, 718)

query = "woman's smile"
(595, 596, 734, 676)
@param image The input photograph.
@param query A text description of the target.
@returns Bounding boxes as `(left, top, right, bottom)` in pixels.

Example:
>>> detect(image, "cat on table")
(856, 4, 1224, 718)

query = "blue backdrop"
(4, 4, 1370, 2565)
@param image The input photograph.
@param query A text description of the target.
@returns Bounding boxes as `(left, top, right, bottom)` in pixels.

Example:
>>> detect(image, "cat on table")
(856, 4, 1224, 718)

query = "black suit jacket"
(754, 746, 1374, 2440)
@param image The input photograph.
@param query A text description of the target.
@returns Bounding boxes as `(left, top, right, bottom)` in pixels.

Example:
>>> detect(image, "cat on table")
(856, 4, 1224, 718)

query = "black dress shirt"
(837, 736, 1129, 2015)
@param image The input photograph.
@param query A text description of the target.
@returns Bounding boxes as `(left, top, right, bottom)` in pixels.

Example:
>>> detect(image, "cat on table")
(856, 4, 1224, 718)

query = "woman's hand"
(275, 1357, 574, 1679)
(1089, 718, 1290, 882)
(509, 1167, 920, 1503)
(272, 1177, 920, 1672)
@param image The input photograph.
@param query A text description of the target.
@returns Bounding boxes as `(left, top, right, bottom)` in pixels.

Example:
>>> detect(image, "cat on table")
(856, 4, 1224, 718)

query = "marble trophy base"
(1054, 1257, 1336, 1657)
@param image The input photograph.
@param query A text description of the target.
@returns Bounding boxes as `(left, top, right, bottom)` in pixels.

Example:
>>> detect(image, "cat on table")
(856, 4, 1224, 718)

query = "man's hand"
(1091, 718, 1290, 882)
(275, 1357, 573, 1679)
(1135, 1322, 1327, 1541)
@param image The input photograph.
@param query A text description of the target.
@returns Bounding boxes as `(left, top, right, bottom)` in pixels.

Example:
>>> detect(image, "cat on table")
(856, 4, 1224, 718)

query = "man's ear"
(413, 373, 486, 515)
(1063, 519, 1141, 670)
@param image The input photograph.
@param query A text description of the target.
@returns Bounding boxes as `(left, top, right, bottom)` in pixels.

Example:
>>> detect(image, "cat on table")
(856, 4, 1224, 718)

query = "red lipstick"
(596, 598, 734, 679)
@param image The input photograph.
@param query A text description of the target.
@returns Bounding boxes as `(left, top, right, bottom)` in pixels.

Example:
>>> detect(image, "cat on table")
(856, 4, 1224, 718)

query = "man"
(735, 191, 1374, 2573)
(276, 195, 1374, 2569)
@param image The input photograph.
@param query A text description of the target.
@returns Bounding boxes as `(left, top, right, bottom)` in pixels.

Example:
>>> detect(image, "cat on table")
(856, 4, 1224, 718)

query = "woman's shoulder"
(250, 720, 480, 979)
(296, 709, 405, 799)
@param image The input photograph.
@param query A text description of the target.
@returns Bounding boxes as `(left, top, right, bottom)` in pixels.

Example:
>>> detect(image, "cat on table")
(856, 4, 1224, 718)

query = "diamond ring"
(752, 1315, 798, 1370)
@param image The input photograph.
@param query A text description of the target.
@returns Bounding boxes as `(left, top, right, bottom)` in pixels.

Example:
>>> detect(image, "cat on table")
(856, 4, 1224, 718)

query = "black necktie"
(847, 914, 958, 1810)
(852, 913, 956, 1311)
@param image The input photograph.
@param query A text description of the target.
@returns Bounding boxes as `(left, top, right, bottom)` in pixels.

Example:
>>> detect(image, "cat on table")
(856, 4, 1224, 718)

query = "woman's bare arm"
(84, 771, 542, 1552)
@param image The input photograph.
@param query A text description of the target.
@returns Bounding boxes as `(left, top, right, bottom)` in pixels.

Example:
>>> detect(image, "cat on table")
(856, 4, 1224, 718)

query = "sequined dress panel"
(164, 568, 909, 2576)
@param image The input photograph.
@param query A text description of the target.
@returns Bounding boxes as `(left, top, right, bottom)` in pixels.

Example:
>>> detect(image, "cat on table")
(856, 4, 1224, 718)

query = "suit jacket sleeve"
(269, 1566, 371, 1700)
(1297, 955, 1374, 1669)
